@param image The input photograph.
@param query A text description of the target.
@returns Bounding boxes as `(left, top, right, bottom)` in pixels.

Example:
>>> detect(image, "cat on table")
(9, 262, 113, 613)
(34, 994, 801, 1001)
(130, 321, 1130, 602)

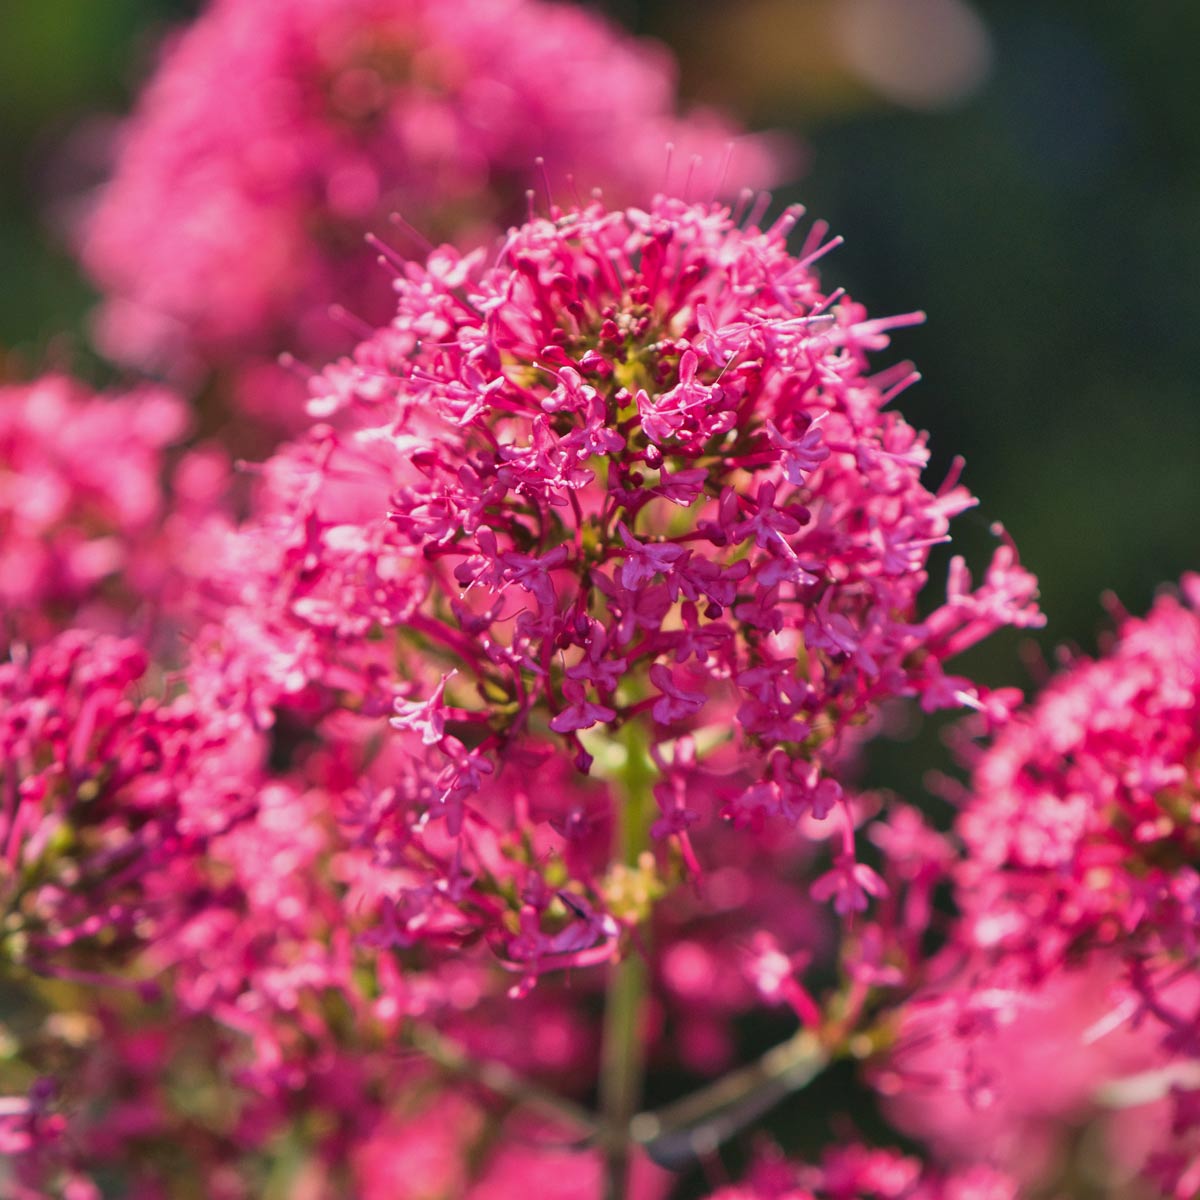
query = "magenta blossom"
(80, 0, 786, 427)
(0, 629, 261, 982)
(0, 375, 202, 645)
(884, 578, 1200, 1198)
(955, 578, 1200, 1053)
(200, 194, 1040, 982)
(884, 957, 1199, 1193)
(703, 1143, 1017, 1200)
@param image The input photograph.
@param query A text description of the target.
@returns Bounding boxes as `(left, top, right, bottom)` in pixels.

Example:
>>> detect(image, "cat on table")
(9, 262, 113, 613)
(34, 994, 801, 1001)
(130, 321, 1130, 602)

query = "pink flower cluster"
(195, 194, 1040, 987)
(885, 959, 1199, 1190)
(705, 1144, 1016, 1200)
(0, 376, 187, 643)
(957, 580, 1200, 1010)
(0, 629, 258, 979)
(81, 0, 784, 426)
(885, 579, 1200, 1197)
(5, 0, 1197, 1193)
(0, 190, 1047, 1198)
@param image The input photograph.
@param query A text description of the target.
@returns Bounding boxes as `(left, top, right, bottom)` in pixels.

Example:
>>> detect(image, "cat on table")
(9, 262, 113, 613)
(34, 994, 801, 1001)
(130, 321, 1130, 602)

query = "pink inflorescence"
(199, 194, 1041, 989)
(885, 578, 1200, 1198)
(0, 628, 260, 980)
(0, 375, 194, 645)
(0, 630, 272, 1193)
(704, 1143, 1017, 1200)
(956, 579, 1200, 1051)
(80, 0, 785, 418)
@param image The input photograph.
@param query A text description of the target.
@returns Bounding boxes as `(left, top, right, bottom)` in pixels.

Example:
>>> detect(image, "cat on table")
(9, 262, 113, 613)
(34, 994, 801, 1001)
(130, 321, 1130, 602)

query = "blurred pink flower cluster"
(705, 1143, 1017, 1200)
(80, 0, 783, 428)
(885, 579, 1200, 1197)
(0, 375, 225, 645)
(1, 0, 1197, 1196)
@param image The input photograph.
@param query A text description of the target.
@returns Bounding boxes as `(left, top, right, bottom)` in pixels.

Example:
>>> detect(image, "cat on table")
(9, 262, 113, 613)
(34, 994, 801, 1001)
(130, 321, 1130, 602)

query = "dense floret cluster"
(884, 581, 1200, 1197)
(81, 0, 783, 426)
(957, 581, 1200, 1008)
(196, 195, 1040, 985)
(0, 630, 260, 980)
(703, 1144, 1017, 1200)
(0, 376, 193, 644)
(3, 0, 1197, 1194)
(884, 958, 1197, 1190)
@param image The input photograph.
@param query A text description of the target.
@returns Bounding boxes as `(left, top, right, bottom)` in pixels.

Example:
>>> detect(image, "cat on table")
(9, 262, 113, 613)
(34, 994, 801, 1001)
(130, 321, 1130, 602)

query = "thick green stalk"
(598, 721, 656, 1200)
(599, 944, 647, 1198)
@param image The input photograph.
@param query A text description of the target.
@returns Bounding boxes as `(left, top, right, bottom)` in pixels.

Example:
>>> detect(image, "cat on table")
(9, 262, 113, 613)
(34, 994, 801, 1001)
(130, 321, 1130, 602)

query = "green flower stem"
(630, 1028, 829, 1170)
(410, 1022, 598, 1136)
(599, 720, 656, 1200)
(599, 944, 647, 1198)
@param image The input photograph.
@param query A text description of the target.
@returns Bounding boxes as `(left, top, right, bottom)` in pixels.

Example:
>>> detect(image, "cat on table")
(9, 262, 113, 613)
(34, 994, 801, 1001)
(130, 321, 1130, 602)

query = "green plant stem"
(410, 1022, 597, 1137)
(599, 946, 647, 1198)
(630, 1028, 829, 1170)
(599, 722, 655, 1200)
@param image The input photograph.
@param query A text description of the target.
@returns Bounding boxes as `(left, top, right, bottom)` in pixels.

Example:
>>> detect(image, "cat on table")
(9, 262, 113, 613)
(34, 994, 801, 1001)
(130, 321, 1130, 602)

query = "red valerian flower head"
(0, 375, 197, 645)
(955, 578, 1200, 1048)
(206, 195, 1040, 981)
(0, 629, 261, 981)
(885, 577, 1200, 1198)
(79, 0, 786, 427)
